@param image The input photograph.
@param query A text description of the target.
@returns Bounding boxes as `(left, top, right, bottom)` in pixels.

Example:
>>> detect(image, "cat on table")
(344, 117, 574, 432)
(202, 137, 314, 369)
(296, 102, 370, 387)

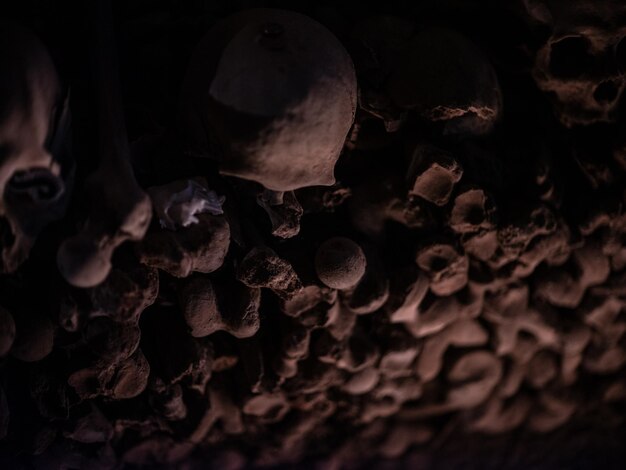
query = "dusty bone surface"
(1, 0, 626, 469)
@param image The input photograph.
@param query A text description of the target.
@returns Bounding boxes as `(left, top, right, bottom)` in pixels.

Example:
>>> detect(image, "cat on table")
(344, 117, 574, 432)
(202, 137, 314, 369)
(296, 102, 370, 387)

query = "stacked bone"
(1, 2, 626, 469)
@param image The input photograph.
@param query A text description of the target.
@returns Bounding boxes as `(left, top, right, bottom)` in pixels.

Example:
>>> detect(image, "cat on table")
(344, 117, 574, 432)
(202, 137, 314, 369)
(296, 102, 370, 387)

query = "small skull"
(529, 0, 626, 126)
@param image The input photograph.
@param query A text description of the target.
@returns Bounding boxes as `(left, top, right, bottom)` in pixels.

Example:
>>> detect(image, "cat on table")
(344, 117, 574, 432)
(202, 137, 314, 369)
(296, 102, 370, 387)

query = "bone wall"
(0, 1, 625, 469)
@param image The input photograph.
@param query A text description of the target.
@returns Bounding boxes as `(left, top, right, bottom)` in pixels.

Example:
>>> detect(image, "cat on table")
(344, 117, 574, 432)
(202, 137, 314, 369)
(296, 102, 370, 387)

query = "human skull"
(529, 0, 626, 126)
(180, 9, 357, 191)
(0, 21, 69, 273)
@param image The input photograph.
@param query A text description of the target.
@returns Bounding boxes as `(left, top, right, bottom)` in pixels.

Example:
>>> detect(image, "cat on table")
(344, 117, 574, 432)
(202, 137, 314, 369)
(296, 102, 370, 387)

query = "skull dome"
(180, 9, 357, 192)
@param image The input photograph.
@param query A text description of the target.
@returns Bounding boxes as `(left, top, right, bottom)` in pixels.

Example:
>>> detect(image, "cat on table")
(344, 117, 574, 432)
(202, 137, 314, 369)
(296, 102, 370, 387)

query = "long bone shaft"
(57, 0, 151, 288)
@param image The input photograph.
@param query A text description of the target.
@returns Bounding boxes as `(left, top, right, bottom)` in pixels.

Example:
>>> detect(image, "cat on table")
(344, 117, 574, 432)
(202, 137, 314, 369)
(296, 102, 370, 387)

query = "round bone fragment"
(315, 237, 367, 290)
(340, 244, 388, 314)
(180, 9, 357, 191)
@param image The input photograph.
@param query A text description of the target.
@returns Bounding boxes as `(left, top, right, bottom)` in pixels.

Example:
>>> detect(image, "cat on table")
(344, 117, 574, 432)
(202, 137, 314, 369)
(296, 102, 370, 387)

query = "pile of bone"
(1, 4, 626, 469)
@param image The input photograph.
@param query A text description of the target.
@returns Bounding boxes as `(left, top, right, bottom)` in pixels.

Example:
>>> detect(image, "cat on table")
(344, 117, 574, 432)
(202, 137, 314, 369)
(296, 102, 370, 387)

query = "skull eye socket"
(615, 36, 626, 72)
(593, 80, 618, 103)
(5, 168, 64, 205)
(549, 36, 593, 78)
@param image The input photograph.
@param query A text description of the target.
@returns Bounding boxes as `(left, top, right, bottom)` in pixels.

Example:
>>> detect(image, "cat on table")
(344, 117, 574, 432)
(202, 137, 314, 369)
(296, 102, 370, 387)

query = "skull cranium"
(179, 9, 357, 191)
(0, 21, 70, 272)
(529, 0, 626, 126)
